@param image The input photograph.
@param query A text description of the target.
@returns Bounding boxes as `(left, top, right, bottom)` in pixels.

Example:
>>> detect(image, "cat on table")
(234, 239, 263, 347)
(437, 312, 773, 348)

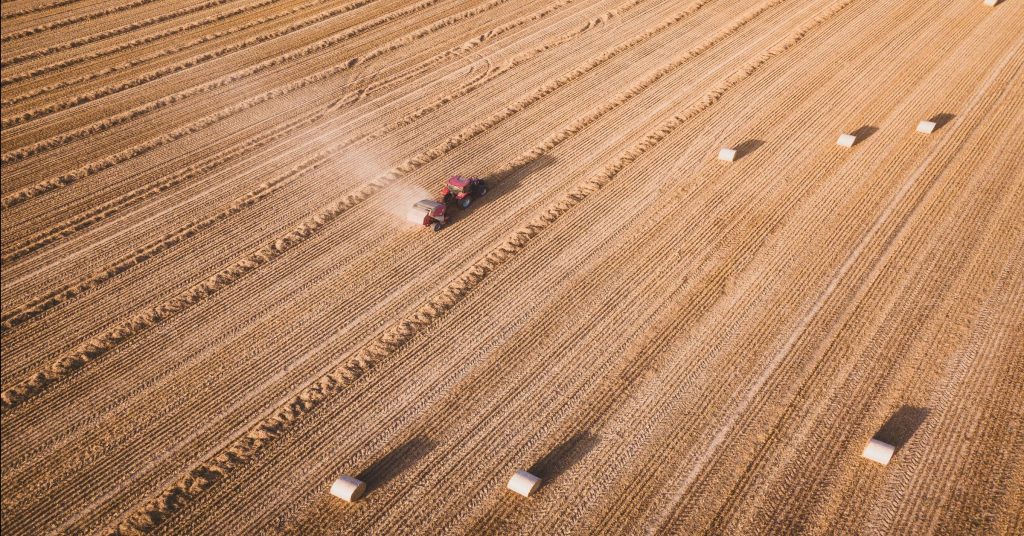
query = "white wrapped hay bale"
(983, 0, 1000, 6)
(916, 120, 937, 134)
(862, 439, 896, 465)
(718, 147, 737, 162)
(507, 469, 542, 497)
(330, 475, 366, 502)
(836, 133, 857, 148)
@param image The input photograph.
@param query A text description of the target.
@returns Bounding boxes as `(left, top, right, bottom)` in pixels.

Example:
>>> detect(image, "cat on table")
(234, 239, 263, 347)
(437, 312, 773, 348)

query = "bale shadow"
(528, 431, 600, 485)
(928, 113, 955, 131)
(872, 405, 929, 452)
(357, 435, 436, 491)
(849, 125, 879, 145)
(733, 139, 765, 160)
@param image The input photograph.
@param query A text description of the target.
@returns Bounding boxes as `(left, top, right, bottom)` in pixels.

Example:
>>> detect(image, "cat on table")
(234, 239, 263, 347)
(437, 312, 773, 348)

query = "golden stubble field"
(1, 0, 1022, 533)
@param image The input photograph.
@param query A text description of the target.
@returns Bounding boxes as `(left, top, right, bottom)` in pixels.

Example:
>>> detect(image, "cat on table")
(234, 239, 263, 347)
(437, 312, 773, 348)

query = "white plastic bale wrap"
(507, 469, 542, 497)
(837, 133, 857, 148)
(917, 120, 937, 134)
(984, 0, 1000, 7)
(330, 475, 366, 502)
(862, 438, 896, 465)
(718, 147, 737, 162)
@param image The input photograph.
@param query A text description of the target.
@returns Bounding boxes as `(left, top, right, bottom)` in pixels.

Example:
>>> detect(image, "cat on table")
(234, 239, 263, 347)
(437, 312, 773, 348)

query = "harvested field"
(1, 0, 1022, 533)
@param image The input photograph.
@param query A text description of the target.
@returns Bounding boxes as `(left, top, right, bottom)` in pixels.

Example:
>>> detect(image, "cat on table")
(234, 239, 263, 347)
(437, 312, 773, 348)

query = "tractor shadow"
(733, 139, 765, 160)
(928, 113, 956, 131)
(850, 125, 879, 145)
(528, 431, 600, 487)
(481, 154, 557, 200)
(357, 435, 436, 492)
(450, 154, 556, 222)
(872, 405, 929, 452)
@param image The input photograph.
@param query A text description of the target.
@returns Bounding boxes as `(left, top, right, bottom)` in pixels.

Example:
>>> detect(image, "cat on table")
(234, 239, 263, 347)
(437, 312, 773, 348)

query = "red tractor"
(410, 176, 488, 232)
(441, 175, 488, 209)
(412, 199, 448, 232)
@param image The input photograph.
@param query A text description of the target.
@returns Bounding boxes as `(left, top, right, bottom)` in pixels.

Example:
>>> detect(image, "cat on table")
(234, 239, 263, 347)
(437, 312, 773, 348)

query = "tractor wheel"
(478, 184, 488, 196)
(432, 222, 443, 232)
(458, 197, 472, 209)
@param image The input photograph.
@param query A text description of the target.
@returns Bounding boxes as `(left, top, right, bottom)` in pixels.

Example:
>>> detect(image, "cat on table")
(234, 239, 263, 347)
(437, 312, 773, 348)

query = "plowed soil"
(2, 0, 1022, 534)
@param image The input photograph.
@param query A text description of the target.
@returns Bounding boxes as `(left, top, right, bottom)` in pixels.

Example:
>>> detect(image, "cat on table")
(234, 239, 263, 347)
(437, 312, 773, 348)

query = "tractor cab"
(413, 199, 447, 231)
(441, 175, 487, 209)
(444, 175, 472, 194)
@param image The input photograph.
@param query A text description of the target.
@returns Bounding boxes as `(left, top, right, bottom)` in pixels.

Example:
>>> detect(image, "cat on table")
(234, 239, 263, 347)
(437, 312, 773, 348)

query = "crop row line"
(0, 0, 453, 166)
(1, 0, 380, 127)
(108, 0, 849, 530)
(0, 0, 583, 265)
(0, 0, 514, 207)
(0, 0, 232, 57)
(1, 0, 87, 20)
(0, 0, 332, 88)
(0, 0, 615, 327)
